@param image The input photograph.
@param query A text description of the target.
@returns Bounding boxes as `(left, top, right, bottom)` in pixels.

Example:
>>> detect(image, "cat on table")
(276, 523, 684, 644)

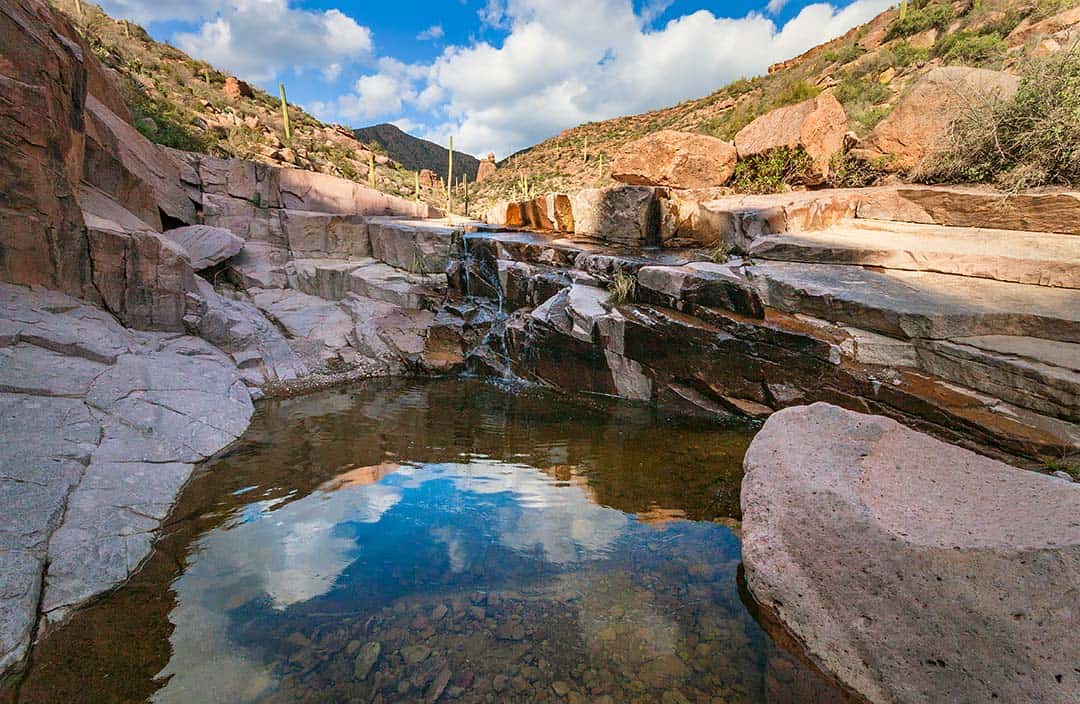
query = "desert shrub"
(885, 1, 955, 41)
(932, 30, 1007, 66)
(828, 153, 891, 188)
(772, 79, 822, 107)
(890, 41, 931, 68)
(917, 49, 1080, 189)
(609, 272, 637, 305)
(822, 44, 867, 65)
(709, 239, 732, 263)
(731, 147, 816, 194)
(724, 77, 757, 97)
(834, 77, 891, 107)
(851, 105, 893, 132)
(121, 78, 212, 153)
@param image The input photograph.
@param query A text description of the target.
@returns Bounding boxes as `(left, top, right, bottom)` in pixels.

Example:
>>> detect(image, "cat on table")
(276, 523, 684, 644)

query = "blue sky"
(99, 0, 894, 157)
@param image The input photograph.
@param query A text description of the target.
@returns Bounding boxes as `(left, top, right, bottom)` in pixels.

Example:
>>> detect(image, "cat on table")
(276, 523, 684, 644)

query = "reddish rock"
(734, 93, 847, 181)
(223, 76, 254, 100)
(742, 403, 1080, 704)
(80, 185, 196, 331)
(612, 130, 738, 189)
(0, 0, 94, 299)
(864, 67, 1020, 171)
(84, 95, 198, 229)
(419, 169, 441, 189)
(477, 153, 497, 182)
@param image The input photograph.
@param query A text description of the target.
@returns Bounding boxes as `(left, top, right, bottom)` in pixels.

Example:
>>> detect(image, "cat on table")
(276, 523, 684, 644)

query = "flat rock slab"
(742, 403, 1080, 704)
(749, 261, 1080, 343)
(0, 283, 253, 676)
(748, 219, 1080, 288)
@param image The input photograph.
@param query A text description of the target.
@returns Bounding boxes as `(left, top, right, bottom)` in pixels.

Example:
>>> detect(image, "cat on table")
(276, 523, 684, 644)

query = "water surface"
(7, 379, 844, 704)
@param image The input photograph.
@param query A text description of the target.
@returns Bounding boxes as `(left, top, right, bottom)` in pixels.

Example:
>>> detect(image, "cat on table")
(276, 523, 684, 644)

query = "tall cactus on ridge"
(369, 152, 376, 189)
(279, 83, 292, 142)
(447, 136, 454, 216)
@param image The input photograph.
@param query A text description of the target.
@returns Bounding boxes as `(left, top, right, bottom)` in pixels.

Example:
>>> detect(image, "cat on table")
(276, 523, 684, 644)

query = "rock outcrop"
(741, 403, 1080, 704)
(477, 153, 498, 182)
(612, 131, 738, 189)
(734, 93, 847, 180)
(863, 67, 1020, 171)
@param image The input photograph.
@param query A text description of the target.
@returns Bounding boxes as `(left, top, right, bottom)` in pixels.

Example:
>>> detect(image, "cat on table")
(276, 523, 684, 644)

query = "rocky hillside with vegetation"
(471, 0, 1080, 211)
(47, 0, 439, 205)
(355, 123, 481, 184)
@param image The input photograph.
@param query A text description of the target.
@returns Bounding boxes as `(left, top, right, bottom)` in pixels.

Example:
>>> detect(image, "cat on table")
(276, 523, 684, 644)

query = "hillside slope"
(47, 0, 439, 205)
(355, 123, 481, 184)
(471, 0, 1080, 211)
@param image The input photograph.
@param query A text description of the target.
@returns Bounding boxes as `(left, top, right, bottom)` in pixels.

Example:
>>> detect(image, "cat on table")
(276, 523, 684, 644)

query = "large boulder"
(571, 186, 664, 246)
(734, 93, 847, 180)
(864, 67, 1020, 171)
(164, 225, 244, 270)
(742, 403, 1080, 704)
(613, 130, 738, 189)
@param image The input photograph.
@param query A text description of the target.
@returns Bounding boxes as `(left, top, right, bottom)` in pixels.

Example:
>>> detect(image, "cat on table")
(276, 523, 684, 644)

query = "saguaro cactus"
(369, 152, 376, 188)
(74, 0, 83, 18)
(279, 83, 292, 142)
(899, 0, 908, 20)
(447, 136, 454, 216)
(463, 174, 469, 217)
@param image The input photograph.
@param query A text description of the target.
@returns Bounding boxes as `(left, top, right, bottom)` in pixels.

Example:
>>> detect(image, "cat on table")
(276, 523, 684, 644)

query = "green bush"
(890, 42, 931, 68)
(834, 78, 891, 107)
(772, 79, 822, 107)
(822, 44, 867, 65)
(731, 147, 816, 194)
(121, 78, 212, 153)
(933, 31, 1007, 66)
(918, 49, 1080, 189)
(885, 2, 955, 41)
(851, 105, 892, 132)
(828, 153, 891, 188)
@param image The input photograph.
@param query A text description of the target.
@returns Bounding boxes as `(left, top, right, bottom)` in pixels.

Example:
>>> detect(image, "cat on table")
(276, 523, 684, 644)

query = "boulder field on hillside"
(741, 404, 1079, 704)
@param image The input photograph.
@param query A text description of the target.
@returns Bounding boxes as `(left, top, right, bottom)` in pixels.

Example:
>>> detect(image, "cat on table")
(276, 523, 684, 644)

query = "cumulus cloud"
(417, 24, 445, 41)
(314, 0, 892, 156)
(767, 0, 792, 14)
(172, 2, 373, 83)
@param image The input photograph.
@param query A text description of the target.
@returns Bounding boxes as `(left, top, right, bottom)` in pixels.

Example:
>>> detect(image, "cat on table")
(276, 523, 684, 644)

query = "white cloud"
(767, 0, 792, 14)
(168, 2, 373, 84)
(417, 24, 445, 41)
(95, 0, 221, 24)
(371, 0, 893, 156)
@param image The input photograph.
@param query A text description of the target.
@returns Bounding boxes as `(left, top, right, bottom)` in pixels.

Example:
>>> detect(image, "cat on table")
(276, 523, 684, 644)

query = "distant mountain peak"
(355, 123, 481, 183)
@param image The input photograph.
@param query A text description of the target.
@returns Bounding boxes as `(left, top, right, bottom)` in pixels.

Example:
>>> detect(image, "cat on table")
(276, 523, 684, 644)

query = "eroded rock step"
(749, 262, 1080, 343)
(287, 258, 445, 310)
(749, 219, 1080, 288)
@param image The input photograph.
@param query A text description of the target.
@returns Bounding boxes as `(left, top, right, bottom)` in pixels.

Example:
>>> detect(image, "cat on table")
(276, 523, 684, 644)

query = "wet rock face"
(741, 403, 1080, 704)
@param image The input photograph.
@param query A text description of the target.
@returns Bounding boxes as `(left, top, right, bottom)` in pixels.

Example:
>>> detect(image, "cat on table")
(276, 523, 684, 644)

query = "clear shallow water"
(6, 379, 845, 704)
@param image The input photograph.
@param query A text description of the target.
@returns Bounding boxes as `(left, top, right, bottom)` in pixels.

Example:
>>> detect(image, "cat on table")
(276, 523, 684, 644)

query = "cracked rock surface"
(0, 282, 253, 674)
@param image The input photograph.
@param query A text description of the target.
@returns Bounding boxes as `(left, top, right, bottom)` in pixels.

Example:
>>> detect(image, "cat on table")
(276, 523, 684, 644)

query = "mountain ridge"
(355, 123, 482, 184)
